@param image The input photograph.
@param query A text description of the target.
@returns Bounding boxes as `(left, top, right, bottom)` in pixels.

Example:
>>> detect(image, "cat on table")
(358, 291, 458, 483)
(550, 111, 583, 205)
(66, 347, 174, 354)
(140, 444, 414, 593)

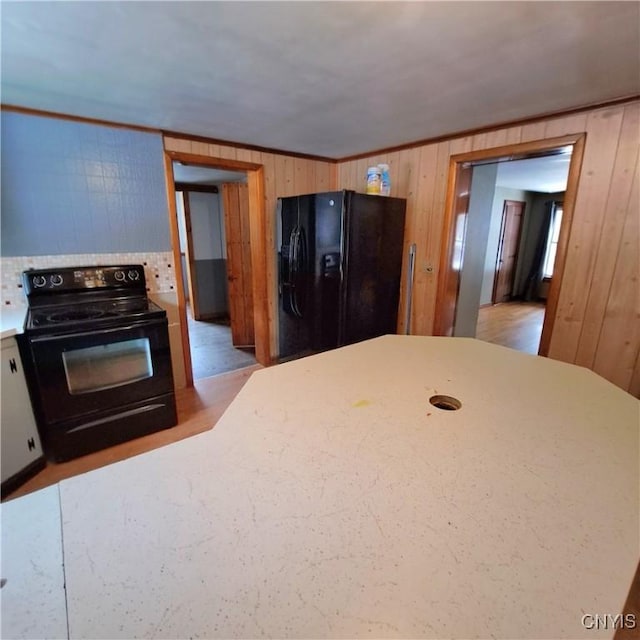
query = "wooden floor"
(475, 301, 546, 354)
(4, 363, 262, 502)
(187, 308, 257, 380)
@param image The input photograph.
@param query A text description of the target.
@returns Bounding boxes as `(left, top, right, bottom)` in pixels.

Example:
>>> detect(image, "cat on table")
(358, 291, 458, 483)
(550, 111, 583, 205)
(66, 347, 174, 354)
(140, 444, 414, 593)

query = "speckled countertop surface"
(0, 306, 26, 339)
(2, 336, 638, 639)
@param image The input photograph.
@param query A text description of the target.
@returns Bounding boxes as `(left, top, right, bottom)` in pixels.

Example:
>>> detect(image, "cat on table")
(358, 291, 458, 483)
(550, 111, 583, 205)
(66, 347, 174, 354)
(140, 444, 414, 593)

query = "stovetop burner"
(22, 265, 168, 335)
(46, 308, 120, 323)
(26, 296, 167, 333)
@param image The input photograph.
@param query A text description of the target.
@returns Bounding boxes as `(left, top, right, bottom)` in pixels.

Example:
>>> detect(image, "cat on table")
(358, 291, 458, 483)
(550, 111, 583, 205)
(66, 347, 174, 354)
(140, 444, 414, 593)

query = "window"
(542, 203, 563, 278)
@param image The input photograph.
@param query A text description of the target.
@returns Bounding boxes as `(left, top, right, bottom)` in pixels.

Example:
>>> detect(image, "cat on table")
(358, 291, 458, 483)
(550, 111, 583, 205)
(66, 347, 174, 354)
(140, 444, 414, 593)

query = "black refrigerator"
(277, 190, 407, 361)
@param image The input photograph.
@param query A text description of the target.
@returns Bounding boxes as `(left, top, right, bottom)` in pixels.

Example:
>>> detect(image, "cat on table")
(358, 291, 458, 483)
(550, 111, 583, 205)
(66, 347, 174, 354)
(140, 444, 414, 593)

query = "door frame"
(433, 133, 586, 356)
(163, 150, 269, 387)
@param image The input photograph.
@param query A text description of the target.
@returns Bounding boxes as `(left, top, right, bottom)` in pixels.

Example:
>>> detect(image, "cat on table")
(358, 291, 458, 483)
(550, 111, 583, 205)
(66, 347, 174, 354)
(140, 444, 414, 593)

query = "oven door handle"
(29, 320, 165, 343)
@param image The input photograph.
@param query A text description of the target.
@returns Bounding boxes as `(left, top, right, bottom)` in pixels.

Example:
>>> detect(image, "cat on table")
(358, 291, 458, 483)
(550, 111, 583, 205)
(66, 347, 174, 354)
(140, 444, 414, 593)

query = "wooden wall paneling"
(591, 165, 639, 392)
(423, 140, 455, 335)
(334, 101, 639, 394)
(543, 113, 589, 139)
(164, 136, 192, 153)
(323, 162, 338, 192)
(259, 153, 279, 359)
(301, 158, 315, 193)
(519, 121, 547, 143)
(480, 128, 511, 149)
(235, 148, 253, 163)
(284, 157, 296, 195)
(207, 143, 228, 160)
(396, 146, 422, 334)
(471, 132, 489, 151)
(305, 158, 317, 193)
(355, 157, 370, 193)
(503, 126, 523, 146)
(246, 166, 270, 364)
(293, 158, 305, 193)
(538, 134, 586, 357)
(341, 158, 357, 190)
(190, 140, 210, 156)
(386, 151, 401, 195)
(547, 107, 626, 363)
(575, 105, 640, 368)
(449, 135, 474, 156)
(350, 159, 361, 190)
(410, 144, 440, 335)
(273, 155, 287, 198)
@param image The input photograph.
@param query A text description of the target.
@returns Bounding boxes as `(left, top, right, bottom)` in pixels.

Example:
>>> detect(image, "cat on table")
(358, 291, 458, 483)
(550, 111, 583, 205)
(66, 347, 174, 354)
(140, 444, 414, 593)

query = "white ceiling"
(173, 163, 246, 185)
(1, 2, 638, 159)
(495, 153, 571, 193)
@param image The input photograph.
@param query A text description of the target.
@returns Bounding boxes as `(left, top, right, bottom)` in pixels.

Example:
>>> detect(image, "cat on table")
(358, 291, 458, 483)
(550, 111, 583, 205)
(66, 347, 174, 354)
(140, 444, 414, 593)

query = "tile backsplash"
(1, 252, 177, 307)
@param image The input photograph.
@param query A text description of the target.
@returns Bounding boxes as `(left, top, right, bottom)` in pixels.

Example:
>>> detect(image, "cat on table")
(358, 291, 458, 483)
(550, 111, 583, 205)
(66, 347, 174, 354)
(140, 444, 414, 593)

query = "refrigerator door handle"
(280, 227, 297, 316)
(289, 226, 306, 318)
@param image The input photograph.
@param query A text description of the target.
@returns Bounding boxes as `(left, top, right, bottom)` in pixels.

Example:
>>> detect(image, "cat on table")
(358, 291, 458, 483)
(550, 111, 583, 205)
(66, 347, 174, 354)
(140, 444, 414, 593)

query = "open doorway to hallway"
(453, 152, 571, 354)
(172, 162, 257, 379)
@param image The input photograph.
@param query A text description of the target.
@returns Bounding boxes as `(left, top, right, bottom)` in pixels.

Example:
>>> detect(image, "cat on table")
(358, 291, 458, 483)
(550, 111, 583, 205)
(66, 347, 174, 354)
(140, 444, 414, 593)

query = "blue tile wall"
(1, 111, 171, 256)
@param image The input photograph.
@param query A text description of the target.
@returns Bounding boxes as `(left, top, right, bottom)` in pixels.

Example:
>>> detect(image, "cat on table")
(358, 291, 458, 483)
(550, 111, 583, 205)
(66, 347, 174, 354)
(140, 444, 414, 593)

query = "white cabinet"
(1, 336, 45, 494)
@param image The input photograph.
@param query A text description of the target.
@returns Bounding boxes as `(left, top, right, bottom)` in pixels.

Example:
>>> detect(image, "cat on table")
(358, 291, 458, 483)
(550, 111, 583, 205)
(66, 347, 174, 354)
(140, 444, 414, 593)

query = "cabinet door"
(1, 338, 43, 483)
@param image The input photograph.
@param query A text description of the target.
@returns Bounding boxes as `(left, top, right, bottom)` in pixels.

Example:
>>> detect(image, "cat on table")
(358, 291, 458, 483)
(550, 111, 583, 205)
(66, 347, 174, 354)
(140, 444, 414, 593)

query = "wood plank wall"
(163, 136, 336, 358)
(338, 101, 640, 397)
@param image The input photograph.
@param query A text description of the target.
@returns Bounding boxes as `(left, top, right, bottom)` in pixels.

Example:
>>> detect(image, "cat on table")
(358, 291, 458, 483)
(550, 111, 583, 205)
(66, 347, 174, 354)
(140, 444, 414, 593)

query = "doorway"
(173, 164, 256, 380)
(163, 151, 269, 387)
(435, 134, 585, 356)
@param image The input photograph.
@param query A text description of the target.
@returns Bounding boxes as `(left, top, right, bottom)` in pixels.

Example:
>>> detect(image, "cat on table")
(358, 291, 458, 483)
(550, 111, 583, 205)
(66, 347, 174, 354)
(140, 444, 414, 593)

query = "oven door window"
(62, 338, 153, 394)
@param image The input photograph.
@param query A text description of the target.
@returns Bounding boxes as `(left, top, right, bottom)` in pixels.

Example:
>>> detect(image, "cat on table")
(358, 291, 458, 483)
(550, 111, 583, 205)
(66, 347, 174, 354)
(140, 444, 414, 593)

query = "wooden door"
(492, 200, 525, 303)
(434, 163, 473, 336)
(222, 183, 255, 347)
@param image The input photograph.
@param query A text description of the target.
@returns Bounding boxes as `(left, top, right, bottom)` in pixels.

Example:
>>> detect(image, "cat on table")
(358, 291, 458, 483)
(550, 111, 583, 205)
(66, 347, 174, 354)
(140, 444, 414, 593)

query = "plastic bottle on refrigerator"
(366, 166, 382, 194)
(378, 164, 391, 196)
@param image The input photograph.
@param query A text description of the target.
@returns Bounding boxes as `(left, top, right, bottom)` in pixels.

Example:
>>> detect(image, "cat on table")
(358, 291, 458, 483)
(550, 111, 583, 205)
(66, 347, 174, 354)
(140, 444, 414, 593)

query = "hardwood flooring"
(475, 301, 546, 354)
(187, 309, 257, 380)
(4, 363, 262, 502)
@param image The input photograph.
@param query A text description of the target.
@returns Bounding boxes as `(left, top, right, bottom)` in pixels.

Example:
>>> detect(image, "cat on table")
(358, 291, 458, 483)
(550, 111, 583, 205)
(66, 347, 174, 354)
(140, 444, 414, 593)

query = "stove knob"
(50, 274, 64, 287)
(128, 269, 140, 281)
(114, 270, 126, 282)
(32, 275, 47, 288)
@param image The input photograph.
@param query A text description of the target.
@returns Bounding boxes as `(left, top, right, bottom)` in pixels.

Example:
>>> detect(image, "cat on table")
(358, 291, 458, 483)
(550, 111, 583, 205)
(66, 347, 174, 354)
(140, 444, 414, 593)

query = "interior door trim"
(163, 150, 269, 387)
(433, 133, 586, 356)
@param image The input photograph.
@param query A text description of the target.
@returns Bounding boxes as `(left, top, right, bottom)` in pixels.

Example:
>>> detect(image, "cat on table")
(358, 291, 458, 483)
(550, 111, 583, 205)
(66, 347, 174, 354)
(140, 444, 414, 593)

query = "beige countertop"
(0, 306, 26, 339)
(1, 336, 638, 639)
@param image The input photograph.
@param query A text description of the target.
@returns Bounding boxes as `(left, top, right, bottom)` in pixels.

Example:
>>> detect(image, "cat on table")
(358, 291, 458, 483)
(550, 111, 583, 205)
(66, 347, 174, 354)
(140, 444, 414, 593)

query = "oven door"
(28, 318, 174, 425)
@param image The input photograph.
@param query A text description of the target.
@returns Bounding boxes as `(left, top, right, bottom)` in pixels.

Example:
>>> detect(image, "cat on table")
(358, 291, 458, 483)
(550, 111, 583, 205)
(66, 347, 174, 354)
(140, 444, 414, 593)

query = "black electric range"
(20, 265, 178, 462)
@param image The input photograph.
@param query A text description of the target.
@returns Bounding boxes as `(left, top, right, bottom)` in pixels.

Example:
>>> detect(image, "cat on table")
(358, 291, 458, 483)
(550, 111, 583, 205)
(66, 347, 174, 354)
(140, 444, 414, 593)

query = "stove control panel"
(23, 265, 147, 296)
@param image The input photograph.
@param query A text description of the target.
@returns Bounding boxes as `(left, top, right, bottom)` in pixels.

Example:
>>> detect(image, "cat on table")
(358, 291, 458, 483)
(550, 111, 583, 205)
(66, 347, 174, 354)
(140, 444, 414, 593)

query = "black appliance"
(21, 265, 177, 462)
(277, 190, 406, 360)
